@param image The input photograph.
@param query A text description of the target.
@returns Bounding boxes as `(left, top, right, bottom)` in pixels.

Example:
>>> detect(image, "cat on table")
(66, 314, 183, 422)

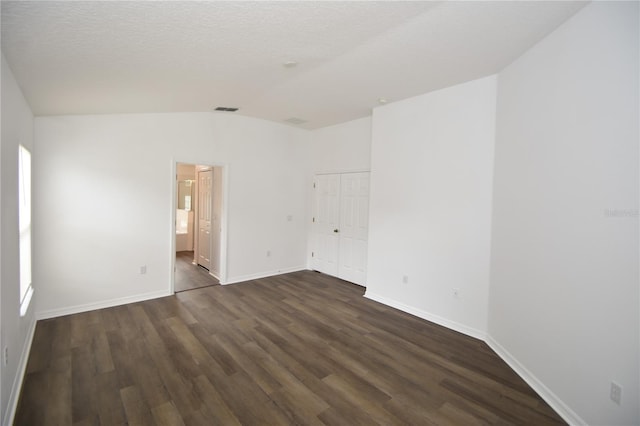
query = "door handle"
(334, 229, 339, 233)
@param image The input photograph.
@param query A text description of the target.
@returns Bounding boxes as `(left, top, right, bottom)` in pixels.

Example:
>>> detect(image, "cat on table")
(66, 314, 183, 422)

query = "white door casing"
(210, 167, 223, 278)
(312, 174, 340, 276)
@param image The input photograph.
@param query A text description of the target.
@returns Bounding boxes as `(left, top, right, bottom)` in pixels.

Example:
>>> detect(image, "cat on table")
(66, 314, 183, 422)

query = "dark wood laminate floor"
(175, 251, 218, 293)
(16, 271, 565, 425)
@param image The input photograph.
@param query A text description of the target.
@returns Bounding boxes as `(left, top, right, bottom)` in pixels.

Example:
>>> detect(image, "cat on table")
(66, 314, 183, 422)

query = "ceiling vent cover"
(284, 117, 307, 125)
(214, 107, 239, 112)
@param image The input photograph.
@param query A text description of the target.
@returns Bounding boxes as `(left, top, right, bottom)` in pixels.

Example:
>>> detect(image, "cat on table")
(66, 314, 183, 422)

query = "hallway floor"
(175, 251, 218, 292)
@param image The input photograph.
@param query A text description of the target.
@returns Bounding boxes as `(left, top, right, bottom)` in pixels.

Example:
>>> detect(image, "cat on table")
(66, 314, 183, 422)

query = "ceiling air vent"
(284, 117, 307, 125)
(214, 107, 239, 112)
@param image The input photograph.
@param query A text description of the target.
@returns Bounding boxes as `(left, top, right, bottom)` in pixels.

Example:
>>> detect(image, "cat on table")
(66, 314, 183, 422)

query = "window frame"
(18, 144, 33, 316)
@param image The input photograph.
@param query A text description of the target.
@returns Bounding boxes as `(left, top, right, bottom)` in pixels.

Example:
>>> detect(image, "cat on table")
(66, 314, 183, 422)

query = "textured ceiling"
(1, 1, 586, 129)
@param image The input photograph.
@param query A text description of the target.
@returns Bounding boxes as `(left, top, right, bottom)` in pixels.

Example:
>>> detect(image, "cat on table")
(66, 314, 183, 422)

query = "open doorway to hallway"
(174, 162, 225, 292)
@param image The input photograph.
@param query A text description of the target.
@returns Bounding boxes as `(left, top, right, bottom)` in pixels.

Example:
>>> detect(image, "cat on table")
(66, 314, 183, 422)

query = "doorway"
(311, 172, 370, 286)
(173, 162, 226, 293)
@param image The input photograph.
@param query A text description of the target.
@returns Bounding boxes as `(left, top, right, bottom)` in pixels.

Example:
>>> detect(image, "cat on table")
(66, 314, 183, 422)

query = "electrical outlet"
(3, 347, 8, 366)
(402, 275, 409, 284)
(453, 288, 460, 298)
(139, 265, 147, 275)
(610, 381, 622, 405)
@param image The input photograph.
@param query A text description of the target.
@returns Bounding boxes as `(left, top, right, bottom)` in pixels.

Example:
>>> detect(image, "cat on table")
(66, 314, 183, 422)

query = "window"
(19, 145, 33, 316)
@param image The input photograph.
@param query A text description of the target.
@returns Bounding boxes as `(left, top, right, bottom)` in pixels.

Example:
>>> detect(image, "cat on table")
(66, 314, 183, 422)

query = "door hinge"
(311, 252, 314, 257)
(312, 217, 315, 223)
(313, 182, 316, 189)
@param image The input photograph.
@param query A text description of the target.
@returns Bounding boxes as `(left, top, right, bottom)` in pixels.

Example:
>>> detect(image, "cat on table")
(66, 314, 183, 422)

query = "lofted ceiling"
(1, 1, 586, 130)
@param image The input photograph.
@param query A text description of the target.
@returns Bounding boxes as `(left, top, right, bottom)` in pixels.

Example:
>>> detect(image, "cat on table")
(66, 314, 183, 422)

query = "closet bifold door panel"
(337, 173, 369, 285)
(312, 172, 370, 286)
(312, 174, 340, 277)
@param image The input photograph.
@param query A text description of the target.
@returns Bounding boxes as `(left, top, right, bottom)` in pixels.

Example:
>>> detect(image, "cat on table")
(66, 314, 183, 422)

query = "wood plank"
(45, 356, 73, 425)
(190, 375, 241, 426)
(151, 401, 186, 426)
(120, 385, 155, 426)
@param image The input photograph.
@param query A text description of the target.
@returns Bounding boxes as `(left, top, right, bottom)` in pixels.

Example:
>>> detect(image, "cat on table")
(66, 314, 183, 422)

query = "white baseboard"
(4, 316, 37, 426)
(484, 335, 585, 426)
(36, 289, 172, 320)
(222, 266, 307, 285)
(363, 291, 486, 340)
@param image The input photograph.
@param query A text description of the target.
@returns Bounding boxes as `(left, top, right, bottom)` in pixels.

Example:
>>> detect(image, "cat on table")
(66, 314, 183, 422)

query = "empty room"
(1, 1, 638, 425)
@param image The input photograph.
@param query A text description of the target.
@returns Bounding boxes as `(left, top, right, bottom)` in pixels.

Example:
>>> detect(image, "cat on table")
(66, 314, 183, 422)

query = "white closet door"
(338, 172, 369, 286)
(312, 172, 370, 286)
(312, 174, 340, 276)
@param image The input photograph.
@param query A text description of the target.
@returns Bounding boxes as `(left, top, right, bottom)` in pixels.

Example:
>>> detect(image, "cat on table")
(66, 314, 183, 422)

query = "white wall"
(34, 113, 310, 317)
(365, 76, 497, 338)
(309, 116, 372, 174)
(0, 54, 37, 426)
(488, 2, 639, 425)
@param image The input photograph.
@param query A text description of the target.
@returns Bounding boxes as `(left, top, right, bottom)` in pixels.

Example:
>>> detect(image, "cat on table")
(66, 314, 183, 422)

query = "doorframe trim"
(170, 160, 229, 293)
(313, 168, 370, 176)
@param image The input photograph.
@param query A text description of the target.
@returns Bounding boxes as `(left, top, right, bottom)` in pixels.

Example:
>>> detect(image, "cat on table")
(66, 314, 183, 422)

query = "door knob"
(334, 229, 339, 233)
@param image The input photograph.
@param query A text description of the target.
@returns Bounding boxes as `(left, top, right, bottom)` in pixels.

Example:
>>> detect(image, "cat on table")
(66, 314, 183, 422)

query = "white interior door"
(312, 174, 340, 276)
(312, 172, 370, 286)
(338, 173, 369, 285)
(197, 169, 213, 270)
